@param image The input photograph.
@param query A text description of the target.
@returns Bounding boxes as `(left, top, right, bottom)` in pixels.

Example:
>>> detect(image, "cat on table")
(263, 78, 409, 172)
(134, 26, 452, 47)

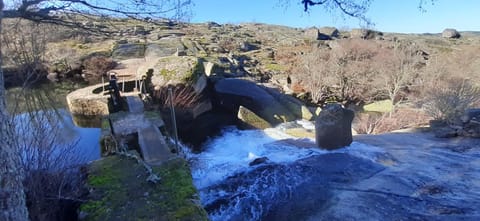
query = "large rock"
(144, 38, 186, 60)
(112, 43, 145, 60)
(214, 79, 296, 125)
(350, 29, 382, 40)
(238, 105, 273, 129)
(145, 56, 205, 87)
(304, 28, 320, 40)
(315, 103, 354, 150)
(460, 109, 480, 123)
(319, 27, 339, 38)
(442, 28, 461, 39)
(459, 109, 480, 138)
(263, 86, 314, 120)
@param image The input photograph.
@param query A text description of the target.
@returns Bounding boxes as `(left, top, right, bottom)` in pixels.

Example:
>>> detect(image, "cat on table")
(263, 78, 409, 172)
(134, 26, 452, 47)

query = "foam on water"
(187, 123, 384, 190)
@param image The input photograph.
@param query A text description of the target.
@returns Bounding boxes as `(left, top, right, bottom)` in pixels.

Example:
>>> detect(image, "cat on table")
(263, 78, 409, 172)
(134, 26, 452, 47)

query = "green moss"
(183, 59, 204, 84)
(101, 118, 110, 131)
(79, 200, 109, 220)
(238, 106, 273, 129)
(80, 156, 208, 221)
(160, 68, 177, 80)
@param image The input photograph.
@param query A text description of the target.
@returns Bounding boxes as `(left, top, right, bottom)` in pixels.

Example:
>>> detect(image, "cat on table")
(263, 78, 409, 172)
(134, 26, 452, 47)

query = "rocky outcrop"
(112, 43, 145, 60)
(263, 85, 314, 120)
(304, 27, 337, 40)
(431, 109, 480, 138)
(442, 28, 461, 39)
(315, 103, 354, 150)
(144, 56, 204, 87)
(304, 28, 320, 40)
(459, 109, 480, 137)
(249, 157, 269, 166)
(214, 78, 296, 125)
(350, 29, 383, 40)
(319, 27, 339, 38)
(144, 38, 186, 59)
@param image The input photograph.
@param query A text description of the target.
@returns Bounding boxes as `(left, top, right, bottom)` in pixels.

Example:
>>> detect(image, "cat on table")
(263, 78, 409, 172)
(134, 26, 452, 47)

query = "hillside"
(3, 17, 480, 135)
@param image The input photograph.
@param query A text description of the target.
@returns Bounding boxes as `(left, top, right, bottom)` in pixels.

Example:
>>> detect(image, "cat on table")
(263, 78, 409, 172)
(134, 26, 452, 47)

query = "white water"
(186, 120, 386, 220)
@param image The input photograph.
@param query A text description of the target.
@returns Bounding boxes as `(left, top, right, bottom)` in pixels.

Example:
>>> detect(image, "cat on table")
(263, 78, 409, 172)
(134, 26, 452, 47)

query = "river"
(186, 121, 480, 221)
(8, 83, 101, 167)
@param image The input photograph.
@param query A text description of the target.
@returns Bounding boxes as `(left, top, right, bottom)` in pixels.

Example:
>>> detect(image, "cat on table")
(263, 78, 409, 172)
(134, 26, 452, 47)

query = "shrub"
(83, 56, 116, 77)
(423, 79, 480, 124)
(354, 108, 430, 134)
(153, 85, 201, 110)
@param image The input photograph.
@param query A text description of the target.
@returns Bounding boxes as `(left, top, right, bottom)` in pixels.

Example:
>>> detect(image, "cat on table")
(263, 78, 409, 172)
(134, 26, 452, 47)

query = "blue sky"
(191, 0, 480, 33)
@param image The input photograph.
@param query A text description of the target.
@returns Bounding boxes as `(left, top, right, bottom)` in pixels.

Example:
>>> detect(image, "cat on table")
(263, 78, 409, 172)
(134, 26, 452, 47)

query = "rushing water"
(187, 121, 480, 221)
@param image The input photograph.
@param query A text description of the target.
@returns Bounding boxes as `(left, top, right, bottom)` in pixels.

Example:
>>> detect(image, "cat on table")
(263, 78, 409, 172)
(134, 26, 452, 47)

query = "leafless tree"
(295, 39, 378, 104)
(11, 93, 88, 221)
(374, 42, 422, 115)
(296, 47, 331, 103)
(424, 79, 480, 124)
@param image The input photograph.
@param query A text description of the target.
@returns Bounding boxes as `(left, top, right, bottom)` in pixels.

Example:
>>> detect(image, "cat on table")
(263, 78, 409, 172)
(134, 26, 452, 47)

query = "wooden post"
(168, 87, 179, 154)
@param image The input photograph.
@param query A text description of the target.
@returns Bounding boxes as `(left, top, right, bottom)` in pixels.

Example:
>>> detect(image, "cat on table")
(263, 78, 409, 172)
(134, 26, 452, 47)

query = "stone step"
(126, 95, 144, 113)
(137, 124, 174, 165)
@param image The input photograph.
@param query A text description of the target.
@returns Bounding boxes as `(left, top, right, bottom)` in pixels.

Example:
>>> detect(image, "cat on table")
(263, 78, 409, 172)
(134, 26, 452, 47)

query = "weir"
(67, 73, 176, 165)
(113, 94, 175, 165)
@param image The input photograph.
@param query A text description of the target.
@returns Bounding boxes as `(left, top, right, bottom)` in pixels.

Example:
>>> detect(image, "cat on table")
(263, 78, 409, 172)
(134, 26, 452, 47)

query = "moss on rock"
(238, 105, 273, 129)
(80, 156, 208, 221)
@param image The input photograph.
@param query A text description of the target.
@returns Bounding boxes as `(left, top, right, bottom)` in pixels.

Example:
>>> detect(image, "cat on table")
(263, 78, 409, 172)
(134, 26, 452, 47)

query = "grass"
(363, 100, 393, 113)
(265, 63, 286, 72)
(80, 156, 209, 221)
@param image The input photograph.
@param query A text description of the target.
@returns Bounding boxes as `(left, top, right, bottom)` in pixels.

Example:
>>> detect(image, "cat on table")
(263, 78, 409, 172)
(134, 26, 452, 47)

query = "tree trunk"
(0, 0, 30, 219)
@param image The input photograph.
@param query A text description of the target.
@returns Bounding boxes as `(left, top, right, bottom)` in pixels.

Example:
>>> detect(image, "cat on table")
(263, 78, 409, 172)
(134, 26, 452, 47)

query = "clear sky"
(191, 0, 480, 33)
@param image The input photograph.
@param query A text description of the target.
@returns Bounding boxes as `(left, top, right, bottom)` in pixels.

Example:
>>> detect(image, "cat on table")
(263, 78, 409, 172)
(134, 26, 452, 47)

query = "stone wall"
(66, 84, 110, 116)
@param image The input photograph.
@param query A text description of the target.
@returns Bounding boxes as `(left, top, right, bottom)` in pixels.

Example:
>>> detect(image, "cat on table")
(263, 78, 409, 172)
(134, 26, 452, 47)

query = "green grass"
(363, 100, 393, 113)
(265, 63, 286, 72)
(80, 156, 209, 221)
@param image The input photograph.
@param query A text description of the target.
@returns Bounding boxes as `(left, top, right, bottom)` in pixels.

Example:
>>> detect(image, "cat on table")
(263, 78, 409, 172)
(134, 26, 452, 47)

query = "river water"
(186, 121, 480, 221)
(8, 83, 101, 166)
(14, 109, 101, 168)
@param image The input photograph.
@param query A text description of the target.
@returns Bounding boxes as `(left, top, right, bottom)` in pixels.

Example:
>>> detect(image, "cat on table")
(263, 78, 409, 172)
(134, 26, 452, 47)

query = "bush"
(423, 79, 479, 124)
(354, 108, 430, 134)
(82, 56, 116, 78)
(153, 85, 201, 110)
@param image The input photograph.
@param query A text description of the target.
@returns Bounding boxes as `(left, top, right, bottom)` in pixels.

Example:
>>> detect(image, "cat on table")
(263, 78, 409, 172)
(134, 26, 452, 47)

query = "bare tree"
(4, 0, 192, 30)
(295, 39, 378, 105)
(0, 2, 31, 220)
(0, 1, 192, 220)
(296, 47, 331, 103)
(12, 90, 87, 221)
(375, 42, 421, 115)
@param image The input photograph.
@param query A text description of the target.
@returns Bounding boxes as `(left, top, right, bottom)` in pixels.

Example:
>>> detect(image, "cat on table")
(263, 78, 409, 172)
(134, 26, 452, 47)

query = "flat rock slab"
(137, 124, 174, 165)
(125, 95, 144, 113)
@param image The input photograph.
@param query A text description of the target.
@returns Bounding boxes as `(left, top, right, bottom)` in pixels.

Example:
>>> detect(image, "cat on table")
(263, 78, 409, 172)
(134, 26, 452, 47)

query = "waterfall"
(185, 121, 387, 221)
